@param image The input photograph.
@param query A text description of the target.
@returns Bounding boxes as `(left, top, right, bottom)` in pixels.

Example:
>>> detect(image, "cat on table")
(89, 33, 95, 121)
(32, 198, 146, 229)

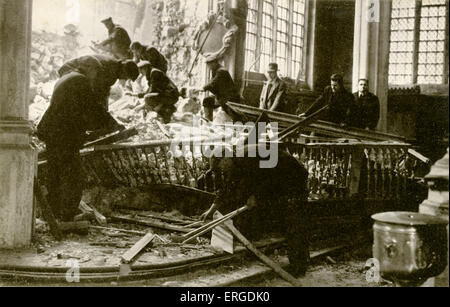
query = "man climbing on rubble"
(37, 71, 126, 223)
(129, 61, 182, 124)
(200, 145, 311, 277)
(58, 54, 139, 110)
(201, 56, 246, 122)
(94, 17, 132, 60)
(130, 41, 168, 73)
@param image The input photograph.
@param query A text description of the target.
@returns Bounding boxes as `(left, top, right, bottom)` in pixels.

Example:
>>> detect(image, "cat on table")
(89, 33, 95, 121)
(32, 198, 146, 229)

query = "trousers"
(45, 145, 83, 222)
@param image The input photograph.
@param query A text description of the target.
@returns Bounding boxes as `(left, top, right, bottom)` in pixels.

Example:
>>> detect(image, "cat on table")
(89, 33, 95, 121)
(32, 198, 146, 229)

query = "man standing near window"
(300, 74, 354, 127)
(259, 63, 287, 112)
(351, 79, 380, 130)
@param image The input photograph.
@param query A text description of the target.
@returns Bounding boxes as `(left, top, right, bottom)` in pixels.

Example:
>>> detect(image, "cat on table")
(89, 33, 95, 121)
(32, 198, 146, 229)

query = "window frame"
(388, 0, 449, 86)
(244, 0, 310, 82)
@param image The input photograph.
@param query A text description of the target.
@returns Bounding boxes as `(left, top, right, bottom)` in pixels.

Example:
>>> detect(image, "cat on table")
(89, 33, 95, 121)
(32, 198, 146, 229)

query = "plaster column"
(419, 149, 449, 287)
(0, 0, 36, 249)
(352, 0, 392, 132)
(225, 0, 248, 92)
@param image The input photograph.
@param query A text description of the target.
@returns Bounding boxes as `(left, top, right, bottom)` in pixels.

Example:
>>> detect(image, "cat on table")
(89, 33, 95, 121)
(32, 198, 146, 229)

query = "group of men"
(258, 65, 380, 131)
(36, 18, 177, 222)
(35, 16, 381, 277)
(300, 74, 380, 130)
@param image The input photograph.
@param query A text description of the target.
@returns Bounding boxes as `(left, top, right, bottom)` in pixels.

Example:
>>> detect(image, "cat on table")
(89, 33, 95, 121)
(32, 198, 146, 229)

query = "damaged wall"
(135, 0, 210, 89)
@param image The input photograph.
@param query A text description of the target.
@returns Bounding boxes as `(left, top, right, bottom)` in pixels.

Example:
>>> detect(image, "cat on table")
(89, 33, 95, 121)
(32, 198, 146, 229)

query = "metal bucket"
(372, 212, 448, 286)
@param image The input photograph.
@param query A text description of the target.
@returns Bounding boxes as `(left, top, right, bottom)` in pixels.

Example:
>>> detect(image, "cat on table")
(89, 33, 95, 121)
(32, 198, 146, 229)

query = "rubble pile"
(148, 0, 204, 88)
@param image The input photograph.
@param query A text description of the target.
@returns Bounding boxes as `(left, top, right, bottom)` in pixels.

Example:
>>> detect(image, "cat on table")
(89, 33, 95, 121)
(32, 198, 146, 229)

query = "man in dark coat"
(351, 79, 380, 130)
(130, 41, 168, 73)
(200, 146, 310, 277)
(202, 57, 243, 122)
(37, 72, 125, 222)
(96, 17, 132, 60)
(300, 74, 354, 126)
(58, 54, 139, 110)
(135, 61, 180, 123)
(259, 63, 287, 112)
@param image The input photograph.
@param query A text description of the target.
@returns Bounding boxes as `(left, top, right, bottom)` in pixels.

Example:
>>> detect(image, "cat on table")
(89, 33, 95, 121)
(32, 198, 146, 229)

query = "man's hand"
(246, 195, 257, 210)
(200, 203, 219, 222)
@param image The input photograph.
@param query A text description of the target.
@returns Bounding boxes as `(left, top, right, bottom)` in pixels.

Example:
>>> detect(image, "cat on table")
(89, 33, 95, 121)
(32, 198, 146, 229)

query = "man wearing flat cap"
(259, 63, 287, 112)
(95, 17, 132, 60)
(300, 74, 354, 126)
(130, 41, 168, 74)
(202, 56, 244, 122)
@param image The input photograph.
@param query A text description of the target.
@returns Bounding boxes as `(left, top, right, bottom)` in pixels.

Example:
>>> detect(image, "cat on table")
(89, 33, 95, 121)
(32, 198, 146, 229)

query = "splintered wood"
(121, 232, 155, 264)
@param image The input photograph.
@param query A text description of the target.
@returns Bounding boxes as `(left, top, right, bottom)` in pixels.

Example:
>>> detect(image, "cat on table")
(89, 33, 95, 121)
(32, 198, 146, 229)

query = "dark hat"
(101, 17, 113, 24)
(130, 41, 142, 51)
(267, 63, 279, 72)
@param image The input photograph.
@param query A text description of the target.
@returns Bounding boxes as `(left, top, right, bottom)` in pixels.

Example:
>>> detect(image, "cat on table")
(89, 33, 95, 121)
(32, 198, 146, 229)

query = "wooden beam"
(110, 214, 196, 233)
(89, 225, 147, 236)
(223, 217, 302, 287)
(228, 102, 407, 142)
(33, 177, 62, 240)
(79, 201, 107, 225)
(121, 233, 155, 264)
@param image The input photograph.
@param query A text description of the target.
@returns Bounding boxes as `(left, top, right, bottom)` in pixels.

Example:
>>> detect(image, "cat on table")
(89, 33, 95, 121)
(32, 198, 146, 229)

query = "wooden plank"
(110, 214, 196, 233)
(83, 127, 138, 148)
(408, 149, 430, 164)
(223, 217, 302, 287)
(79, 201, 107, 225)
(228, 102, 406, 142)
(180, 205, 249, 243)
(121, 233, 155, 264)
(117, 209, 197, 225)
(33, 177, 63, 240)
(89, 225, 147, 236)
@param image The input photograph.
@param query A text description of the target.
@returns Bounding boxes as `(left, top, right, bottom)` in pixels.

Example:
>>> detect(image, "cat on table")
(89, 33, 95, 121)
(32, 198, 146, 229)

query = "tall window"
(389, 0, 449, 85)
(245, 0, 307, 80)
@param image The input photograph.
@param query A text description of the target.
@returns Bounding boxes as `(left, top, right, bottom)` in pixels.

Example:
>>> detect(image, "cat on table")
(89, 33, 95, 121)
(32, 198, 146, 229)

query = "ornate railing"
(37, 139, 424, 202)
(284, 142, 417, 201)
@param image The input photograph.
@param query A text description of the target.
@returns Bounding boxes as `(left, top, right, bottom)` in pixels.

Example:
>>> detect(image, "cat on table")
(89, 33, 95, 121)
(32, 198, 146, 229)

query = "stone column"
(419, 149, 449, 287)
(352, 0, 392, 132)
(225, 0, 248, 92)
(0, 0, 36, 249)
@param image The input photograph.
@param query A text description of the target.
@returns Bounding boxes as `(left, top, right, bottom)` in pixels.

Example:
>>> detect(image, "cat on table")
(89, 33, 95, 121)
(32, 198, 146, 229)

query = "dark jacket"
(58, 54, 121, 89)
(58, 54, 122, 109)
(101, 25, 132, 59)
(304, 86, 354, 125)
(203, 68, 241, 104)
(37, 72, 120, 149)
(146, 68, 179, 103)
(137, 47, 168, 73)
(259, 77, 287, 111)
(351, 92, 380, 130)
